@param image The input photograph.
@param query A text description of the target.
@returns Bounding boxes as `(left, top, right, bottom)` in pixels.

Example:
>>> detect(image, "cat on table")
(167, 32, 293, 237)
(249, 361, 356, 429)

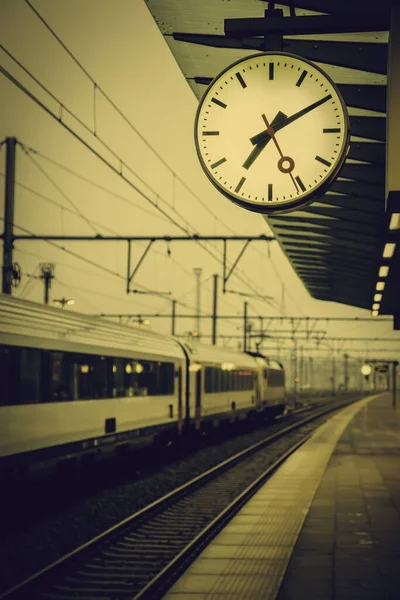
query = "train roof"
(0, 294, 184, 361)
(183, 341, 258, 369)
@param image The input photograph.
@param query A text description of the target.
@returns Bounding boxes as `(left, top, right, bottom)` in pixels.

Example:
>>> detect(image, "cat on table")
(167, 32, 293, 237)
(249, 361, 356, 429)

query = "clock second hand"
(261, 114, 299, 193)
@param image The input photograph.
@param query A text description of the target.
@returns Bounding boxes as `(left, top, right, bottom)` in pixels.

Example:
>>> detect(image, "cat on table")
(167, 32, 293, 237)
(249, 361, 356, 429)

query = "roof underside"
(146, 0, 396, 313)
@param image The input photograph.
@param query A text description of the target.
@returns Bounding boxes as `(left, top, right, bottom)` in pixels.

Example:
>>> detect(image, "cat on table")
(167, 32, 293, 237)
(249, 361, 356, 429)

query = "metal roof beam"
(349, 116, 386, 142)
(332, 180, 384, 201)
(173, 35, 388, 76)
(280, 238, 376, 256)
(293, 258, 375, 275)
(288, 251, 377, 266)
(271, 222, 382, 241)
(346, 142, 385, 165)
(339, 164, 385, 186)
(286, 41, 387, 75)
(272, 214, 385, 235)
(317, 194, 385, 214)
(276, 232, 377, 253)
(224, 15, 390, 38)
(304, 205, 388, 226)
(274, 0, 391, 16)
(338, 85, 386, 113)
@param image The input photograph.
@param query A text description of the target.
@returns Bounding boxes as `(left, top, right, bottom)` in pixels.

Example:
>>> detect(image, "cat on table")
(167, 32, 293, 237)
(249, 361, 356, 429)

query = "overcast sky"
(0, 0, 398, 362)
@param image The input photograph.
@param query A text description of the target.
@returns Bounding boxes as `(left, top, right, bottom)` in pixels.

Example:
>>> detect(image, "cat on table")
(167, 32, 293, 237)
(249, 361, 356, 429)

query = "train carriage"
(0, 294, 185, 471)
(0, 294, 287, 477)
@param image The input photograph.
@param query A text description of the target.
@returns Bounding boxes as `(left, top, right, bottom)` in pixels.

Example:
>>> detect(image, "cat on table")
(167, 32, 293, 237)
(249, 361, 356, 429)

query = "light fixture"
(361, 364, 372, 376)
(379, 265, 390, 278)
(80, 364, 89, 374)
(189, 362, 202, 372)
(221, 361, 235, 371)
(53, 297, 75, 309)
(134, 362, 144, 373)
(376, 281, 385, 291)
(371, 310, 379, 317)
(132, 317, 150, 326)
(125, 363, 133, 374)
(374, 293, 383, 302)
(383, 242, 396, 258)
(389, 213, 400, 230)
(372, 303, 380, 311)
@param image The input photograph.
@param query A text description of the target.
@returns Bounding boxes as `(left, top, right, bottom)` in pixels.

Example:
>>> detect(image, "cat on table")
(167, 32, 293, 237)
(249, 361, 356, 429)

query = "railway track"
(1, 397, 358, 600)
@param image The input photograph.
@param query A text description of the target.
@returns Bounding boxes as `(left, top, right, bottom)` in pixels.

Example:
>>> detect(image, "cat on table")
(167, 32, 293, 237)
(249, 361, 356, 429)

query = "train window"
(111, 358, 125, 397)
(159, 362, 174, 395)
(1, 344, 175, 404)
(268, 370, 285, 387)
(49, 352, 73, 401)
(0, 345, 17, 405)
(205, 367, 211, 393)
(19, 348, 41, 404)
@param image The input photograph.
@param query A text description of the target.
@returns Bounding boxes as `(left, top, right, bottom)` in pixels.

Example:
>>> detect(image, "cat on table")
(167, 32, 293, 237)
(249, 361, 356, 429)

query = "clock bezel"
(194, 51, 350, 215)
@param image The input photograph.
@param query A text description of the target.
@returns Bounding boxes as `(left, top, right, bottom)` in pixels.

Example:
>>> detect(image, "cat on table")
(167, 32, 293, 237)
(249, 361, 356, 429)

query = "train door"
(195, 368, 201, 430)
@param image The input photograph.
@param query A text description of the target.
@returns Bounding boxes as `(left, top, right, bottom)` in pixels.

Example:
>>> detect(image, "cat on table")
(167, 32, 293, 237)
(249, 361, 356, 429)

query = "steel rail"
(0, 396, 364, 600)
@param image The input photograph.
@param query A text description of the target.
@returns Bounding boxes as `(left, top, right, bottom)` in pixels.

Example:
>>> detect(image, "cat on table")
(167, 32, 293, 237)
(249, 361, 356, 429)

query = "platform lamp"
(53, 297, 75, 309)
(371, 193, 399, 317)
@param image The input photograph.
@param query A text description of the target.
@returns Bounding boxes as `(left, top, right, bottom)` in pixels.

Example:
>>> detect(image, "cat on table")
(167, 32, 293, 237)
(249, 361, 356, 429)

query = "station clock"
(194, 52, 350, 214)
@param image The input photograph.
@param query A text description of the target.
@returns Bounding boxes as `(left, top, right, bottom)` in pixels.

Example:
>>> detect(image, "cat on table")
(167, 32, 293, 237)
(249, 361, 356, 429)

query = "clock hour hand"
(250, 94, 332, 146)
(242, 111, 287, 170)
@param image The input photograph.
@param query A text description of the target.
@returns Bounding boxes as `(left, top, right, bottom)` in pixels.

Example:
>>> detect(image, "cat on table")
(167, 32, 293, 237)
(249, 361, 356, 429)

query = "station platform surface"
(162, 392, 400, 599)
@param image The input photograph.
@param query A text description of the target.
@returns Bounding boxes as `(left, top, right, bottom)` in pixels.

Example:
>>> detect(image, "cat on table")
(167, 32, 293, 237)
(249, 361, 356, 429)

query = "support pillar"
(212, 274, 218, 345)
(243, 301, 248, 352)
(171, 299, 176, 336)
(193, 267, 202, 339)
(392, 361, 398, 407)
(2, 137, 16, 294)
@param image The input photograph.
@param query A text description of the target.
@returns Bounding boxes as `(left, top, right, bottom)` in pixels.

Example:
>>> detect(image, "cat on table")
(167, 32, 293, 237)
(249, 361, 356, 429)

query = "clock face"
(194, 52, 350, 214)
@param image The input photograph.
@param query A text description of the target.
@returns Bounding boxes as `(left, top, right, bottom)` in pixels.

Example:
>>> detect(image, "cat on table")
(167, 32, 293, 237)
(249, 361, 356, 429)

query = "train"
(0, 294, 286, 477)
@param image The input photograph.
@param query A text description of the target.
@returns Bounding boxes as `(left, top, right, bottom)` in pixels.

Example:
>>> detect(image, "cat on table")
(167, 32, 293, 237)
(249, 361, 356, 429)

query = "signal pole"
(193, 267, 202, 339)
(40, 263, 55, 304)
(212, 274, 218, 345)
(2, 137, 16, 294)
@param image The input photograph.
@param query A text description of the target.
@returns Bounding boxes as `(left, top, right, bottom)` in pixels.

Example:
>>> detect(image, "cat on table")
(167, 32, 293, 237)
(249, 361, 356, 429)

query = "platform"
(162, 392, 400, 599)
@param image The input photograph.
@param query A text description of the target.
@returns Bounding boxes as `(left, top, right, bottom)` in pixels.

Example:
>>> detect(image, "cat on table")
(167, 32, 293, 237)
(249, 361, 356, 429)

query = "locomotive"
(0, 294, 286, 476)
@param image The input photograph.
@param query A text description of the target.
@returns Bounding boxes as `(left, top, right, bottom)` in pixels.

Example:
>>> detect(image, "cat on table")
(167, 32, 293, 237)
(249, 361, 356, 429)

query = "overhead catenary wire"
(0, 48, 281, 314)
(20, 1, 303, 314)
(1, 170, 201, 282)
(2, 156, 173, 225)
(21, 146, 98, 235)
(0, 46, 194, 234)
(1, 10, 286, 313)
(8, 220, 237, 319)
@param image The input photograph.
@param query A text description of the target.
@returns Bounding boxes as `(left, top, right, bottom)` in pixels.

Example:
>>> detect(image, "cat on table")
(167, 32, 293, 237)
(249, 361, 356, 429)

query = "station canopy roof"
(146, 0, 399, 320)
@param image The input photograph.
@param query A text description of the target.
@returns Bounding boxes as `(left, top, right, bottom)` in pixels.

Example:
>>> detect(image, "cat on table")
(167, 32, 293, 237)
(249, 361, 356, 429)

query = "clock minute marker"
(269, 63, 274, 80)
(315, 155, 332, 167)
(211, 157, 226, 169)
(235, 72, 247, 88)
(295, 176, 306, 192)
(202, 131, 220, 136)
(235, 177, 246, 193)
(211, 98, 227, 108)
(268, 184, 273, 201)
(323, 128, 341, 133)
(296, 70, 307, 87)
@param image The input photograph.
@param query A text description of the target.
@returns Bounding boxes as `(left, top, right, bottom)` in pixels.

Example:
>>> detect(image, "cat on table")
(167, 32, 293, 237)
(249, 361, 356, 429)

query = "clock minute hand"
(250, 94, 333, 146)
